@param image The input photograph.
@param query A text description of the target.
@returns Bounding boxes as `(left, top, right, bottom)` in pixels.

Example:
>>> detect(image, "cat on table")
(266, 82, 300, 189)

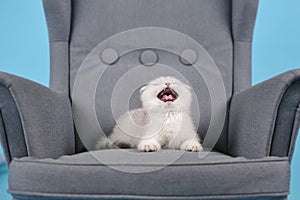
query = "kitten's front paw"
(180, 139, 203, 152)
(138, 139, 161, 152)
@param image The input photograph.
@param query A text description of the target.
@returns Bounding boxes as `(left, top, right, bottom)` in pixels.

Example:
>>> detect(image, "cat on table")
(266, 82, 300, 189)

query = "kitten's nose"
(165, 82, 170, 87)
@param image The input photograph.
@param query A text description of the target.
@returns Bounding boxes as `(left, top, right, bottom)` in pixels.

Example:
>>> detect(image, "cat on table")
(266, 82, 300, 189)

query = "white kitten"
(96, 76, 203, 152)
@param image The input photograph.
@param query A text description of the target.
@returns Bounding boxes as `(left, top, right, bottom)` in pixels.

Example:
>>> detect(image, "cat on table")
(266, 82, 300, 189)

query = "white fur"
(96, 76, 203, 152)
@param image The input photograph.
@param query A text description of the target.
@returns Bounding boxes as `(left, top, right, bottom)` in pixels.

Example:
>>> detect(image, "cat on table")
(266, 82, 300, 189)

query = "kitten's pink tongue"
(162, 94, 174, 101)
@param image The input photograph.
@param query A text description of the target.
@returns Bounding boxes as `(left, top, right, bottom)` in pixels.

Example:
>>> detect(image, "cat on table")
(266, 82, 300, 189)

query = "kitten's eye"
(185, 84, 192, 90)
(151, 83, 161, 86)
(140, 85, 148, 93)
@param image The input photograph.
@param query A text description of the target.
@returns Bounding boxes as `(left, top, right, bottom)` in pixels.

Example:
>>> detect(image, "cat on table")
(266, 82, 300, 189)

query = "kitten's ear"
(140, 85, 148, 93)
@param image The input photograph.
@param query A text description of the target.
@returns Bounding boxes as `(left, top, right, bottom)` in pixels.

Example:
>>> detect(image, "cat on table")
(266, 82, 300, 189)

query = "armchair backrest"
(43, 0, 259, 152)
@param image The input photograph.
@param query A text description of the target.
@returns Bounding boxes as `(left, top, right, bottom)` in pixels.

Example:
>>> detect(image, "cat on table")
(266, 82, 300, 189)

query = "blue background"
(0, 0, 299, 199)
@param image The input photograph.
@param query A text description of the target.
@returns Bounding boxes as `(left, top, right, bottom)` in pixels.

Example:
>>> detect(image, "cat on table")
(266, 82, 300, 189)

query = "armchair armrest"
(228, 69, 300, 159)
(0, 72, 74, 164)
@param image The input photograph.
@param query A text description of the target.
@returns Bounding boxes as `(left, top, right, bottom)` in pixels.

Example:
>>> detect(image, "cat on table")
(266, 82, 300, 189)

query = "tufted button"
(101, 48, 119, 65)
(139, 50, 158, 66)
(179, 49, 198, 65)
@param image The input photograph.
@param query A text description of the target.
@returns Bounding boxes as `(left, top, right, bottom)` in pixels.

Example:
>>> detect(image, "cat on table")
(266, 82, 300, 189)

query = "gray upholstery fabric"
(69, 0, 234, 153)
(8, 150, 289, 200)
(233, 41, 252, 93)
(0, 85, 27, 163)
(5, 0, 296, 199)
(42, 0, 71, 42)
(0, 72, 75, 161)
(271, 79, 300, 157)
(43, 0, 71, 95)
(232, 0, 259, 42)
(42, 0, 260, 154)
(232, 0, 258, 92)
(10, 197, 288, 200)
(49, 42, 70, 95)
(229, 69, 300, 158)
(287, 107, 300, 160)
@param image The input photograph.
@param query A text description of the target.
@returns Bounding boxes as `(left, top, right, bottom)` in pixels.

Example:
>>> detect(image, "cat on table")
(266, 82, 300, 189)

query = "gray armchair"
(0, 0, 299, 199)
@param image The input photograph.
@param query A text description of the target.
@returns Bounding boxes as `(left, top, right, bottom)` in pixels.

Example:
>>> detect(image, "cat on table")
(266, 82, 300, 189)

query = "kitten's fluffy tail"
(95, 137, 115, 150)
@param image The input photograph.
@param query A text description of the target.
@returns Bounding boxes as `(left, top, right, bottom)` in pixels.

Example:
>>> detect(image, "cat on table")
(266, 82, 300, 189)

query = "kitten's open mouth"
(157, 87, 178, 102)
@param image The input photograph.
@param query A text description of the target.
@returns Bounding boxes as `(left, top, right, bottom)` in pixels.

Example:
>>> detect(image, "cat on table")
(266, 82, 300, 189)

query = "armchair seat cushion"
(8, 150, 289, 200)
